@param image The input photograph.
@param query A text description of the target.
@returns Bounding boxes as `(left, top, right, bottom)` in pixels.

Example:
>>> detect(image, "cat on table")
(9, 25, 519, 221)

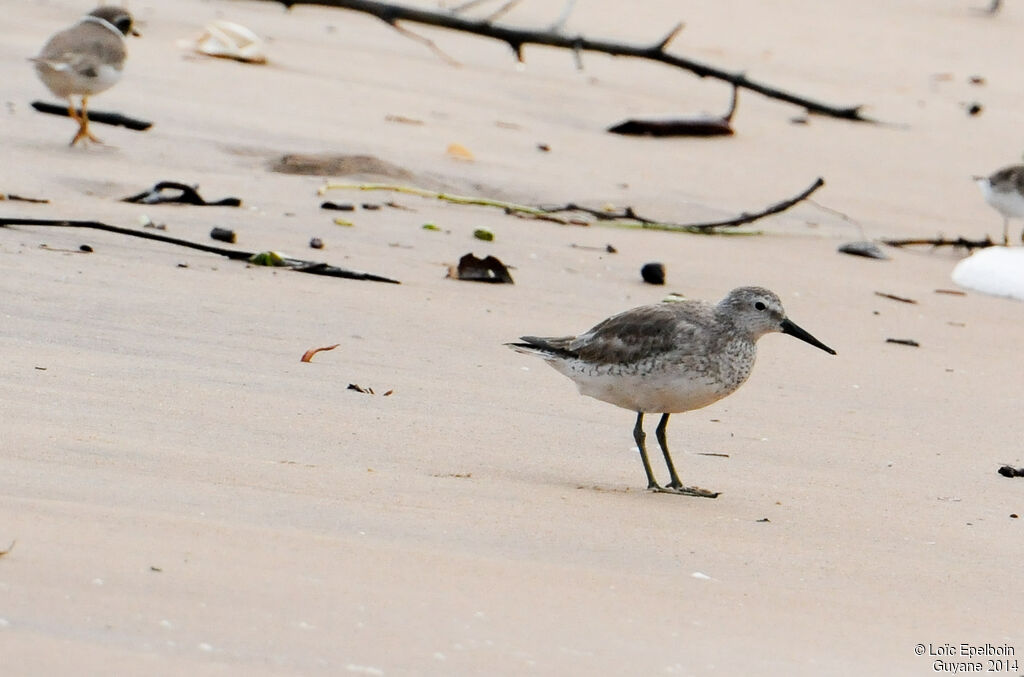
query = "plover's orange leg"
(69, 96, 102, 146)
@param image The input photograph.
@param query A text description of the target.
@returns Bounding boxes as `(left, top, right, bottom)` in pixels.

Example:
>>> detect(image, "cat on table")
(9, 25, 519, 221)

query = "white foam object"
(951, 247, 1024, 302)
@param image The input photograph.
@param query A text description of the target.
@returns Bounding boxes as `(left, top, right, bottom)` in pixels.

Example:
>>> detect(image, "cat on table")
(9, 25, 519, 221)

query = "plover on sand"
(974, 165, 1024, 245)
(508, 287, 836, 497)
(31, 6, 139, 146)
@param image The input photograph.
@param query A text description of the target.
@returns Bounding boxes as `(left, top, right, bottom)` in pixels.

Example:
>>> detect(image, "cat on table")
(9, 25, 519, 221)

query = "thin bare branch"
(655, 23, 685, 52)
(262, 0, 873, 122)
(483, 0, 522, 23)
(321, 177, 826, 233)
(0, 218, 401, 283)
(537, 177, 824, 232)
(388, 21, 460, 65)
(882, 236, 995, 251)
(549, 0, 578, 32)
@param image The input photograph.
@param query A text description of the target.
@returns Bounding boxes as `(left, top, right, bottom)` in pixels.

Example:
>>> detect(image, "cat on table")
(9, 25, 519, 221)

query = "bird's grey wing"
(512, 335, 578, 357)
(570, 302, 712, 365)
(35, 24, 125, 76)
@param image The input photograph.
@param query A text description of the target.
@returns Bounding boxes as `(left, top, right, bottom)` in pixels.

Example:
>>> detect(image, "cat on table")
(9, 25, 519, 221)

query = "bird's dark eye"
(755, 301, 766, 311)
(115, 17, 132, 33)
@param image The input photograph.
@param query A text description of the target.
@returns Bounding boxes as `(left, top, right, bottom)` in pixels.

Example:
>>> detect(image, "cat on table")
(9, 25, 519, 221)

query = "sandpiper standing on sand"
(31, 6, 139, 146)
(508, 287, 836, 497)
(974, 165, 1024, 245)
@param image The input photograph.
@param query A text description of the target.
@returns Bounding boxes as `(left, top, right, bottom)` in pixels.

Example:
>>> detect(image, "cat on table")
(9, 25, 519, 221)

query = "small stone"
(641, 262, 665, 285)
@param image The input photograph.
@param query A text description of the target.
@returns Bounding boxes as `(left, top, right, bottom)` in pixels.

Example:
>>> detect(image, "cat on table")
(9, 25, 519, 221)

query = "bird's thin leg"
(1003, 217, 1009, 246)
(655, 414, 684, 489)
(65, 98, 80, 125)
(652, 413, 720, 499)
(633, 412, 663, 491)
(70, 96, 102, 146)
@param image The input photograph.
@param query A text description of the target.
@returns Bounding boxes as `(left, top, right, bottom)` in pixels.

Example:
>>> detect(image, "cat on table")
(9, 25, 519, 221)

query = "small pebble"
(79, 244, 93, 253)
(309, 237, 324, 249)
(838, 241, 889, 260)
(320, 201, 354, 211)
(210, 227, 236, 244)
(473, 228, 494, 242)
(641, 262, 665, 285)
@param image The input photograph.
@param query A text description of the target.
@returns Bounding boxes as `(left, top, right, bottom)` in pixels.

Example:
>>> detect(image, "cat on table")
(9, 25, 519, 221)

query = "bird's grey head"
(718, 286, 836, 355)
(88, 6, 137, 36)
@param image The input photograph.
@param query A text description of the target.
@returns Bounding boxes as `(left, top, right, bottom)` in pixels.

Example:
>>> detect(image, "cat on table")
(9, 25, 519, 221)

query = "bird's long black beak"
(781, 318, 836, 355)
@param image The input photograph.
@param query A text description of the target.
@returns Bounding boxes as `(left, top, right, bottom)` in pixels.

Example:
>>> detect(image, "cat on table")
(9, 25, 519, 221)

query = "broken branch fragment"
(31, 101, 152, 131)
(0, 218, 400, 284)
(210, 227, 237, 243)
(348, 383, 395, 395)
(882, 236, 994, 251)
(874, 291, 917, 304)
(122, 181, 242, 207)
(323, 177, 825, 233)
(254, 0, 873, 122)
(608, 85, 738, 137)
(301, 344, 340, 362)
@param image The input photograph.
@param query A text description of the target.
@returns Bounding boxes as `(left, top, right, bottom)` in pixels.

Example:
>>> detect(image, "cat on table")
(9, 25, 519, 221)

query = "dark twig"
(882, 236, 995, 251)
(31, 101, 153, 131)
(537, 176, 825, 232)
(259, 0, 872, 122)
(1, 193, 50, 204)
(0, 217, 400, 283)
(608, 84, 737, 136)
(121, 181, 242, 207)
(875, 291, 917, 304)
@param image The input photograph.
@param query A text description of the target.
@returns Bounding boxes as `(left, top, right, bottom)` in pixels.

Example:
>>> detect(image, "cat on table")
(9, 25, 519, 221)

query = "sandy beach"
(2, 0, 1022, 674)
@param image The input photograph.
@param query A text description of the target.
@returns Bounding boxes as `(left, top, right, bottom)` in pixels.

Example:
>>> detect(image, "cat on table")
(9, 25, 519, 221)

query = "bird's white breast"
(978, 179, 1024, 218)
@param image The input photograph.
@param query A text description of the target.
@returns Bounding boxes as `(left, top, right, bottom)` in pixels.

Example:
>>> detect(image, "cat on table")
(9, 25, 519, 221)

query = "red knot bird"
(508, 287, 836, 497)
(31, 6, 139, 146)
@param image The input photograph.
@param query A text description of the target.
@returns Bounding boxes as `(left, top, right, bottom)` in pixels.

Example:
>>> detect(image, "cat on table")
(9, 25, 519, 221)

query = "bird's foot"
(649, 483, 720, 499)
(70, 122, 102, 146)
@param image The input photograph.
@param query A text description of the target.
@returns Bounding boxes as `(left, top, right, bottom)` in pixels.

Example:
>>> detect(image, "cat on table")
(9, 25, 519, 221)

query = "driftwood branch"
(882, 236, 995, 251)
(0, 218, 400, 283)
(321, 176, 825, 233)
(538, 177, 824, 232)
(259, 0, 872, 122)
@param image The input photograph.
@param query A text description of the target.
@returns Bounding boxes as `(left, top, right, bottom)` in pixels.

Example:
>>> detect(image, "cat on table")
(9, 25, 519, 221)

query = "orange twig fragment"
(301, 344, 340, 362)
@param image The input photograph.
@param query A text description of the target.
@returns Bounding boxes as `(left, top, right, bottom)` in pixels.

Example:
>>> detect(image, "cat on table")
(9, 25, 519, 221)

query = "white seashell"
(189, 20, 267, 64)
